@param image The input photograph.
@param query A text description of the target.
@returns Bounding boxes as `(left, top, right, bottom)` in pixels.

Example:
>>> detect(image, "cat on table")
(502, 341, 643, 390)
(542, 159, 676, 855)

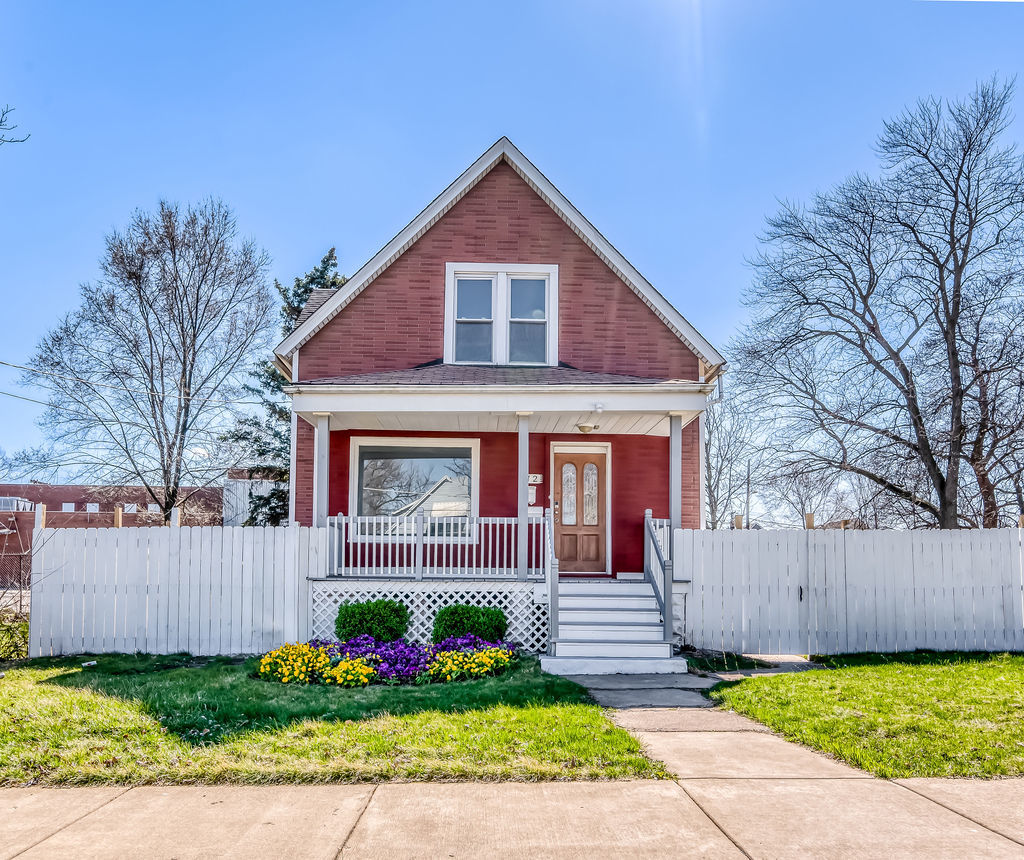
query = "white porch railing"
(649, 517, 671, 559)
(327, 511, 546, 580)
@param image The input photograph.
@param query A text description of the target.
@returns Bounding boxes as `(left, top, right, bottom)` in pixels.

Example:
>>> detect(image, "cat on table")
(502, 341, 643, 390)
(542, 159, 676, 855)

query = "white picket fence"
(28, 526, 324, 657)
(675, 528, 1024, 655)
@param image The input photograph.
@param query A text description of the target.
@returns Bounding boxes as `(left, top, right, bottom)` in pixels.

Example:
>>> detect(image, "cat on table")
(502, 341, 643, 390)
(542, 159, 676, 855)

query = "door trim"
(550, 442, 612, 577)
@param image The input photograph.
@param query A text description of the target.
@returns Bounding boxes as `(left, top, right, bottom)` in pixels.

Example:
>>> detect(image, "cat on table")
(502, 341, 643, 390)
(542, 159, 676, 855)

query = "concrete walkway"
(3, 709, 1024, 858)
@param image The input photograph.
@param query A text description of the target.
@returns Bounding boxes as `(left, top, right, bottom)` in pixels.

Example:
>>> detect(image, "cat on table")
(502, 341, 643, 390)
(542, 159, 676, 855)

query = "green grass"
(711, 650, 1024, 778)
(0, 653, 666, 785)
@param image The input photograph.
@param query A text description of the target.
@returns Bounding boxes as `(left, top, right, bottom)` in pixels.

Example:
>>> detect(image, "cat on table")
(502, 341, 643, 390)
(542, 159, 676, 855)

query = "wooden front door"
(553, 451, 607, 574)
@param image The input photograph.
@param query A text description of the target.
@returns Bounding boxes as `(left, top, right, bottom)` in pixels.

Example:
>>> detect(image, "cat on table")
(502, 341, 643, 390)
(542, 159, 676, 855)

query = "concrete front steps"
(540, 579, 688, 676)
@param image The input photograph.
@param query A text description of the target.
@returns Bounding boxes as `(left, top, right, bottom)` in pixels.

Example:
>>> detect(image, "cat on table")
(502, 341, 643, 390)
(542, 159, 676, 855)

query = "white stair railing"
(643, 509, 674, 643)
(545, 507, 559, 654)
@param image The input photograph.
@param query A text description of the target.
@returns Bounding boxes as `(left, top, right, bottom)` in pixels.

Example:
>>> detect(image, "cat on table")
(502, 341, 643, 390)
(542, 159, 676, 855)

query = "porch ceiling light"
(577, 402, 603, 433)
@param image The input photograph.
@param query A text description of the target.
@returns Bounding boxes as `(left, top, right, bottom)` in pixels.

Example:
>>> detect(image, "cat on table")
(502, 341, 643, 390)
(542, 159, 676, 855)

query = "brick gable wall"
(297, 161, 700, 381)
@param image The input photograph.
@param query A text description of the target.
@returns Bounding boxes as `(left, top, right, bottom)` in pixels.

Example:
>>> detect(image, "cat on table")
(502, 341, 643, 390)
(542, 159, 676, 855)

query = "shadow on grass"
(41, 652, 592, 746)
(812, 649, 1024, 670)
(681, 648, 774, 673)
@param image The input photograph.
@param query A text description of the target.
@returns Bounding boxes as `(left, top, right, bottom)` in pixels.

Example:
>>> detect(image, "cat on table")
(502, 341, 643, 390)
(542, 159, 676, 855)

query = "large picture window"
(357, 446, 472, 517)
(444, 263, 558, 366)
(349, 438, 480, 527)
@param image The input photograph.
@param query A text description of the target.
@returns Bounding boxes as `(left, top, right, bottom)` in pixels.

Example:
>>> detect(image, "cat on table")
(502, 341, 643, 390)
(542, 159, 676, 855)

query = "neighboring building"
(274, 138, 725, 585)
(0, 483, 222, 557)
(223, 469, 288, 526)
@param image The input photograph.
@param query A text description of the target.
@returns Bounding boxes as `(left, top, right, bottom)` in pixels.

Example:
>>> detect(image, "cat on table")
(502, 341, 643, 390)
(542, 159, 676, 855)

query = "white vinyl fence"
(28, 526, 324, 657)
(675, 528, 1024, 655)
(28, 524, 1024, 659)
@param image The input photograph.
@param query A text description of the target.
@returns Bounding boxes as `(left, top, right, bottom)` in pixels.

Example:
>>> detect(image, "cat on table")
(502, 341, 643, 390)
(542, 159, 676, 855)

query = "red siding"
(295, 426, 701, 575)
(297, 161, 700, 382)
(294, 418, 314, 527)
(291, 157, 706, 554)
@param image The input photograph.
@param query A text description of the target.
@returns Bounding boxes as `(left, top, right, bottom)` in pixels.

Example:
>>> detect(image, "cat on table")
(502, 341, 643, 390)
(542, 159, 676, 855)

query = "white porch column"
(516, 412, 531, 581)
(669, 412, 683, 530)
(312, 412, 330, 527)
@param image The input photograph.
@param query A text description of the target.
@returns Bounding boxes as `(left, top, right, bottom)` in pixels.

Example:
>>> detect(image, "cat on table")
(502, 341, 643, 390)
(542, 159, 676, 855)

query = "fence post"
(170, 507, 181, 527)
(804, 512, 815, 530)
(34, 503, 46, 530)
(733, 514, 743, 530)
(114, 505, 123, 528)
(414, 510, 425, 580)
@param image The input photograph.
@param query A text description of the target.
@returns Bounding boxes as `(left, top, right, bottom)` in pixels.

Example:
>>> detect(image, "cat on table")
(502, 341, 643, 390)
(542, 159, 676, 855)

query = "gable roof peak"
(276, 138, 725, 373)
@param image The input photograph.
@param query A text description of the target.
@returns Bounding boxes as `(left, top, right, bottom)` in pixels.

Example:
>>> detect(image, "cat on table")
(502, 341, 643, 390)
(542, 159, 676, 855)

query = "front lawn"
(0, 653, 666, 785)
(711, 650, 1024, 778)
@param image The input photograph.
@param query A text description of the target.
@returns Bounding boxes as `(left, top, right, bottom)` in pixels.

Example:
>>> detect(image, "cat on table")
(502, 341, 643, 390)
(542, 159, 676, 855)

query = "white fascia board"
(274, 137, 726, 370)
(286, 383, 714, 416)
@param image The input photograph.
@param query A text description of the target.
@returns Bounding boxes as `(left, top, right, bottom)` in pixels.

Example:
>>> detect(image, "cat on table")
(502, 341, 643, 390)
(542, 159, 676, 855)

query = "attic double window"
(444, 263, 558, 366)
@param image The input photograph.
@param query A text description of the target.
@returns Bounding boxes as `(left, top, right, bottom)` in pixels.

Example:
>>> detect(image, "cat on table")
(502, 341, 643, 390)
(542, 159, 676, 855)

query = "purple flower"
(303, 634, 518, 684)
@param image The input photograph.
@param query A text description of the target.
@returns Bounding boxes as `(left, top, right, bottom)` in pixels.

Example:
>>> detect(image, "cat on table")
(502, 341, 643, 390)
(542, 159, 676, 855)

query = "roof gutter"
(283, 381, 718, 396)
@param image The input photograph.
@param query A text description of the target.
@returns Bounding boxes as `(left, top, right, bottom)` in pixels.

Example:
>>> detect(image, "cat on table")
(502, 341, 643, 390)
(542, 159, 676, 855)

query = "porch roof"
(301, 364, 687, 387)
(287, 367, 713, 436)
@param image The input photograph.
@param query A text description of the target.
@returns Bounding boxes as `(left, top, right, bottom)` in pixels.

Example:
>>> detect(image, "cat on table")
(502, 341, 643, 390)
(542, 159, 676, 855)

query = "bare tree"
(0, 104, 29, 145)
(19, 200, 274, 520)
(703, 389, 767, 529)
(736, 79, 1024, 528)
(760, 464, 847, 527)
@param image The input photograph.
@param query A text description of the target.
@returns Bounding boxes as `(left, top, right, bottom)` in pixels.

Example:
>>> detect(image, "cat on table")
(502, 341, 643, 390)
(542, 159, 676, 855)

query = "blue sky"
(1, 0, 1022, 453)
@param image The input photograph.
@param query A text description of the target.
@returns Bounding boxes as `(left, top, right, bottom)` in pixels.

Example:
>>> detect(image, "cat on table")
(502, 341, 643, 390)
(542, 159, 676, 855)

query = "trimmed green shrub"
(432, 604, 508, 643)
(335, 598, 410, 642)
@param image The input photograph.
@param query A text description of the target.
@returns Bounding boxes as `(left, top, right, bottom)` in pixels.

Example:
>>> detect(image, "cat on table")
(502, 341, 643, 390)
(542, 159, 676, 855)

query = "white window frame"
(85, 503, 99, 513)
(348, 436, 481, 542)
(61, 502, 75, 512)
(444, 263, 558, 366)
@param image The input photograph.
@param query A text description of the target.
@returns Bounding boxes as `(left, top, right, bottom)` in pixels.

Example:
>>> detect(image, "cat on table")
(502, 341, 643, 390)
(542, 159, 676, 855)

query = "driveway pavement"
(3, 708, 1023, 858)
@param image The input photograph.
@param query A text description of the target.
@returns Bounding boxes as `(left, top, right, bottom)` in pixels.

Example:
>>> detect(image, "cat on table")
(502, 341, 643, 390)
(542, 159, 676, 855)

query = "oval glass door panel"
(583, 462, 598, 525)
(561, 462, 577, 525)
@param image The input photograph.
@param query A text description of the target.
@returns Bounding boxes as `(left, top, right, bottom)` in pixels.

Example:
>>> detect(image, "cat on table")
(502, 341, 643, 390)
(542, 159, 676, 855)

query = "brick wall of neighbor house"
(294, 425, 700, 575)
(296, 161, 701, 382)
(0, 483, 224, 555)
(0, 483, 222, 524)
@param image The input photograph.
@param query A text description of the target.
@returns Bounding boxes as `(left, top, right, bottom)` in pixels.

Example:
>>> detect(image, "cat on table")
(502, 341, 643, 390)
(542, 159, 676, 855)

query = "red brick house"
(0, 483, 223, 559)
(275, 139, 724, 669)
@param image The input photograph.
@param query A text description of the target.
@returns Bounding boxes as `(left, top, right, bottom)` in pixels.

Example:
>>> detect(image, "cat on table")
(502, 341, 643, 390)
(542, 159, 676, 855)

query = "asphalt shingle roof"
(292, 288, 336, 329)
(303, 364, 687, 386)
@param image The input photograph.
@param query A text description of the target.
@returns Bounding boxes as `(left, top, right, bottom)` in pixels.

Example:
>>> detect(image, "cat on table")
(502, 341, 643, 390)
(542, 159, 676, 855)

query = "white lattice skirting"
(310, 580, 550, 653)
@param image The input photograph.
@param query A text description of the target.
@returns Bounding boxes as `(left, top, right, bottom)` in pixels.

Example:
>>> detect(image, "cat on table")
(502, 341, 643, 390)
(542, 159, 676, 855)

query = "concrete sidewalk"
(3, 709, 1024, 858)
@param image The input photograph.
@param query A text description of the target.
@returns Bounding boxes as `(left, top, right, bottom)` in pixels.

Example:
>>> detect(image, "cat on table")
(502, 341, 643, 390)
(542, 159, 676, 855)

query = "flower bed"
(258, 635, 518, 688)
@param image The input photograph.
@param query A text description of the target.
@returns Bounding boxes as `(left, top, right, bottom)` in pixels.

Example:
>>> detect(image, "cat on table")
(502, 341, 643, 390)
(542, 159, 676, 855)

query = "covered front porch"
(289, 366, 710, 582)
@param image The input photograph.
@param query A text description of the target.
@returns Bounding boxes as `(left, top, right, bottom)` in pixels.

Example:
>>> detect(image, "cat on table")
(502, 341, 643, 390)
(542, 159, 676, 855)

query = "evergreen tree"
(227, 249, 347, 524)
